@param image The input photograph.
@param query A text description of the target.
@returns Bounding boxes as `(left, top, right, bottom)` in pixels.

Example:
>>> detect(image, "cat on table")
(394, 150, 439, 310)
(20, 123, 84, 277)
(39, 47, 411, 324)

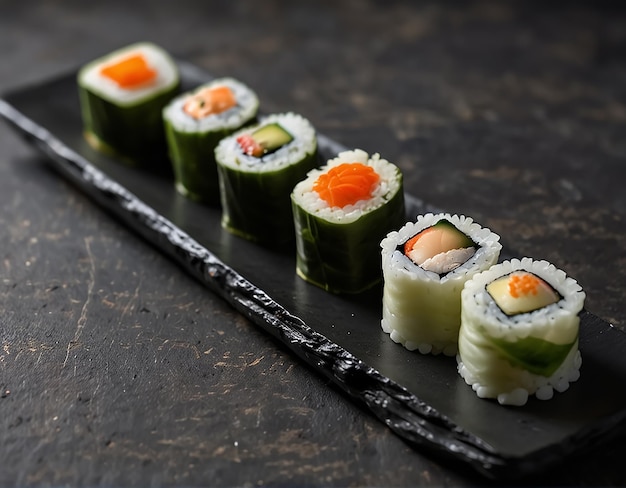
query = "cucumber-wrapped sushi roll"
(380, 214, 502, 355)
(214, 112, 318, 245)
(291, 149, 405, 294)
(457, 257, 586, 406)
(164, 78, 258, 204)
(78, 42, 180, 166)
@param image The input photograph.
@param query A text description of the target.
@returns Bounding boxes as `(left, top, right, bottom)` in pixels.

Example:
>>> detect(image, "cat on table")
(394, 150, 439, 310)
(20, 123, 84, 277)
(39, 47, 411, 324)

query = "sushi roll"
(457, 257, 586, 406)
(380, 213, 502, 355)
(164, 78, 259, 204)
(291, 149, 405, 294)
(78, 42, 180, 166)
(214, 112, 318, 245)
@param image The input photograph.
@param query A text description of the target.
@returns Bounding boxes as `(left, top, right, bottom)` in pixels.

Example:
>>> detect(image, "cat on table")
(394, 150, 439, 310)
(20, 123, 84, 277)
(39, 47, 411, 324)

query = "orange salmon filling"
(313, 163, 380, 208)
(403, 228, 432, 258)
(100, 54, 157, 89)
(183, 85, 236, 119)
(401, 220, 476, 273)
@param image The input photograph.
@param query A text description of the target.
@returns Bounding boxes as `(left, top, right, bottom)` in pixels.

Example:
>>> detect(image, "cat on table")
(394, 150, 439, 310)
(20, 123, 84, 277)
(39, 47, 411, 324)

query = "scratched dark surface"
(1, 1, 625, 486)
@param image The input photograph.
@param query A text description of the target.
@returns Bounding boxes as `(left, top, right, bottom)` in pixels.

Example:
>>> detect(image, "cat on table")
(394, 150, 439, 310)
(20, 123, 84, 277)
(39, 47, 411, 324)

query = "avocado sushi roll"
(164, 78, 259, 204)
(291, 149, 405, 294)
(457, 257, 586, 406)
(78, 42, 180, 167)
(380, 213, 502, 355)
(214, 112, 318, 245)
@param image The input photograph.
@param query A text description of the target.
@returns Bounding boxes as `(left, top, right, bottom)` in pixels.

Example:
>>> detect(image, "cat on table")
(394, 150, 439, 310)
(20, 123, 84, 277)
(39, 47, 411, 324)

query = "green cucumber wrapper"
(487, 331, 578, 377)
(79, 84, 179, 168)
(218, 150, 319, 246)
(292, 189, 405, 294)
(164, 122, 237, 205)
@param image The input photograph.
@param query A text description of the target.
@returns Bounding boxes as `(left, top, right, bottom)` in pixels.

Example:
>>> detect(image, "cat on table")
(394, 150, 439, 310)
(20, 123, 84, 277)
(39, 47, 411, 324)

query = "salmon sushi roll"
(291, 149, 405, 294)
(78, 42, 180, 167)
(458, 257, 586, 406)
(164, 78, 259, 204)
(380, 213, 502, 355)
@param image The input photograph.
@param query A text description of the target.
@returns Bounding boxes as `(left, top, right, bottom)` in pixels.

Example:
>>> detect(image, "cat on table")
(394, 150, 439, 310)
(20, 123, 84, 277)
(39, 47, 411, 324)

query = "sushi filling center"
(100, 53, 157, 89)
(236, 123, 294, 158)
(402, 220, 476, 275)
(183, 85, 237, 119)
(486, 271, 561, 316)
(313, 163, 380, 208)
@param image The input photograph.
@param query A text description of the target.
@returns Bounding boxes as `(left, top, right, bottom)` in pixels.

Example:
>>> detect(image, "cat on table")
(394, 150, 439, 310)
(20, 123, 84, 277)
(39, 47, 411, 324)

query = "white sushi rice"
(214, 112, 316, 172)
(78, 42, 179, 106)
(457, 257, 586, 406)
(163, 77, 259, 134)
(380, 213, 502, 355)
(291, 149, 402, 225)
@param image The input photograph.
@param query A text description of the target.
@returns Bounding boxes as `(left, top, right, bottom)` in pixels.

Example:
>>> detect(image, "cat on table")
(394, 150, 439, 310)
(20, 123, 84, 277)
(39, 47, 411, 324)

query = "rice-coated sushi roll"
(291, 149, 405, 294)
(164, 78, 259, 204)
(214, 112, 318, 245)
(380, 213, 502, 356)
(78, 42, 180, 166)
(457, 257, 586, 406)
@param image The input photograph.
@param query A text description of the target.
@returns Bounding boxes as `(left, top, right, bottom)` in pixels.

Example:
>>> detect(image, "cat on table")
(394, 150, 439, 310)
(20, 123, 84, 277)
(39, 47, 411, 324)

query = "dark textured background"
(1, 1, 625, 486)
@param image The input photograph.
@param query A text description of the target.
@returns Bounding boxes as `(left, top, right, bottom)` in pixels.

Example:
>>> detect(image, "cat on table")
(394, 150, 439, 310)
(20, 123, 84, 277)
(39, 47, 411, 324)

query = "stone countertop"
(1, 1, 625, 486)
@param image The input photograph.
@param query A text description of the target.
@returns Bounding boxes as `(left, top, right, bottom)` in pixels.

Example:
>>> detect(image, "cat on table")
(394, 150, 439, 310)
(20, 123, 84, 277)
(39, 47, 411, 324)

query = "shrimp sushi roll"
(214, 112, 318, 245)
(457, 257, 586, 406)
(164, 78, 259, 204)
(291, 149, 405, 294)
(380, 213, 502, 355)
(78, 42, 180, 166)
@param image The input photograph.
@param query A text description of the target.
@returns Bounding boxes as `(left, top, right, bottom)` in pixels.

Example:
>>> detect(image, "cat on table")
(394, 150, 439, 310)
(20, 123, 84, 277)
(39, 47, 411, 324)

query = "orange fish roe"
(183, 85, 237, 119)
(100, 54, 157, 89)
(508, 272, 542, 298)
(313, 163, 380, 208)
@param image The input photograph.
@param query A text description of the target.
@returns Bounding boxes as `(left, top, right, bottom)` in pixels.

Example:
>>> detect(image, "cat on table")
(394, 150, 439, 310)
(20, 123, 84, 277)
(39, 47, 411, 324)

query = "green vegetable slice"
(252, 123, 293, 154)
(488, 332, 577, 377)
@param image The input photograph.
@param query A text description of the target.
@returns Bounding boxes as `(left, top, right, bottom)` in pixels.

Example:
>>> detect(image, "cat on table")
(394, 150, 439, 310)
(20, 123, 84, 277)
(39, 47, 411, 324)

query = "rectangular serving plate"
(2, 60, 626, 480)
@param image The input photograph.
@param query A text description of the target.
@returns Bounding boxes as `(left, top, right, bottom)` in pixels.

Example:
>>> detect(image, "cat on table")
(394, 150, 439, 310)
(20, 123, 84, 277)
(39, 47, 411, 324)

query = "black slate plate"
(2, 61, 626, 481)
